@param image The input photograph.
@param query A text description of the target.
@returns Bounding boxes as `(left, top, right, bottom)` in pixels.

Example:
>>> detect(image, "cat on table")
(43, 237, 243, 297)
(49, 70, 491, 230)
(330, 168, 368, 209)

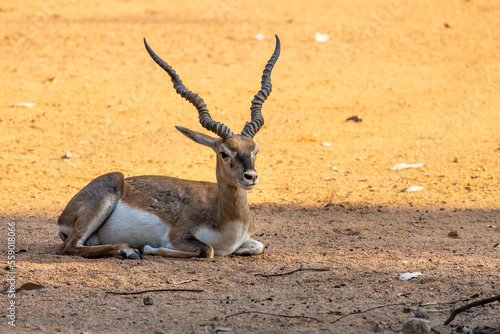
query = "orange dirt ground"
(0, 0, 499, 333)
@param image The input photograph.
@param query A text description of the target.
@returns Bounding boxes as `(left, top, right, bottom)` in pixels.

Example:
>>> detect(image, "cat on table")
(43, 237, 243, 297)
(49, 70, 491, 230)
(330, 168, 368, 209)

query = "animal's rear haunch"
(57, 36, 281, 259)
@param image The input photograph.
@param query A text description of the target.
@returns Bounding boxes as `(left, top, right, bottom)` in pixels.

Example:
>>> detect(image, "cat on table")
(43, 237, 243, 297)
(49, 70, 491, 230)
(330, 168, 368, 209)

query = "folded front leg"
(233, 239, 264, 256)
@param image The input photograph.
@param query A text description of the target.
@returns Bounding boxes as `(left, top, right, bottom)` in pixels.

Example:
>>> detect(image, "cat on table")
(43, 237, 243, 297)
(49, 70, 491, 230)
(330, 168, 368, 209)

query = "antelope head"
(144, 36, 281, 191)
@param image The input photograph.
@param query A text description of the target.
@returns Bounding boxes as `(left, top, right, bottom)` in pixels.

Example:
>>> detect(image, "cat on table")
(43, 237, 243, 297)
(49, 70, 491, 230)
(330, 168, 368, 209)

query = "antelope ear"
(175, 126, 218, 151)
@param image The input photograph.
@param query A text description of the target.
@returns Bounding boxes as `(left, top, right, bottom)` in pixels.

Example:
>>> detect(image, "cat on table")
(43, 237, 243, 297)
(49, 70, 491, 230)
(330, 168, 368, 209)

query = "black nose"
(243, 171, 258, 181)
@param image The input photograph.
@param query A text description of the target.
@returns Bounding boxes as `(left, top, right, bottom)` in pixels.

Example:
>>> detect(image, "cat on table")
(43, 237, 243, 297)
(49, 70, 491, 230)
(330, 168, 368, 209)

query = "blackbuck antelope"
(57, 36, 280, 259)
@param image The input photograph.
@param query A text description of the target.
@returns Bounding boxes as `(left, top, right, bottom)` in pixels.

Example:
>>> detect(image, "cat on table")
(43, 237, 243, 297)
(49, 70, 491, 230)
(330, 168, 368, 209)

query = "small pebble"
(143, 295, 153, 305)
(314, 32, 329, 42)
(413, 308, 429, 320)
(402, 318, 431, 334)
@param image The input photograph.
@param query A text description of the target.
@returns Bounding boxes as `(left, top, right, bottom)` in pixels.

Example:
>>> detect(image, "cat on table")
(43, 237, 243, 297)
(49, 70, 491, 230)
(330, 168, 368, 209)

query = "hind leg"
(57, 172, 141, 259)
(60, 239, 142, 259)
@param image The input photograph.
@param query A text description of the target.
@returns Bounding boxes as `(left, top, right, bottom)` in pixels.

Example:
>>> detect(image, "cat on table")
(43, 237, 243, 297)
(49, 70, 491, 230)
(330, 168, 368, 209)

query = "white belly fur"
(89, 201, 171, 249)
(195, 222, 250, 256)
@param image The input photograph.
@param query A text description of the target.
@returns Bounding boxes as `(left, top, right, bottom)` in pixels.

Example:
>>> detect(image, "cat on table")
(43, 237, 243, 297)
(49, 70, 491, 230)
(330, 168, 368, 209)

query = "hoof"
(138, 246, 145, 255)
(199, 247, 214, 259)
(127, 251, 143, 260)
(119, 249, 143, 260)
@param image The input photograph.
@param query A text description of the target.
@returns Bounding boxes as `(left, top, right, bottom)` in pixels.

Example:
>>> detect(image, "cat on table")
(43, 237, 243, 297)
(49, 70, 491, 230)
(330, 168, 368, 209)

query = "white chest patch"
(91, 201, 171, 249)
(195, 222, 250, 256)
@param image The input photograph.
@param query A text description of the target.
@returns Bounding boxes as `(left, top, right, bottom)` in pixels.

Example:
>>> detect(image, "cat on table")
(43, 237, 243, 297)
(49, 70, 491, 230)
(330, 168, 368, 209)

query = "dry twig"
(106, 288, 203, 296)
(255, 267, 330, 278)
(444, 293, 500, 325)
(331, 302, 407, 324)
(226, 311, 322, 322)
(421, 294, 479, 307)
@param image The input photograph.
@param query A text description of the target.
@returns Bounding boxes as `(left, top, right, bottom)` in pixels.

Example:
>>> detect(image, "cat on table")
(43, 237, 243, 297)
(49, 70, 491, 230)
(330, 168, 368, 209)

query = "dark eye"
(220, 152, 229, 159)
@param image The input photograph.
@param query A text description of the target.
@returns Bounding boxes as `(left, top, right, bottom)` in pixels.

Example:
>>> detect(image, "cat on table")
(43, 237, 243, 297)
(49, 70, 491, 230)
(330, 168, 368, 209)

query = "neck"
(216, 179, 251, 225)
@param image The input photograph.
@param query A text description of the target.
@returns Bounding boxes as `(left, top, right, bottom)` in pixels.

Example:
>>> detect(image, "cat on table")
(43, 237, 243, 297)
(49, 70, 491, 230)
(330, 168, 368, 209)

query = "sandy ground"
(1, 0, 499, 333)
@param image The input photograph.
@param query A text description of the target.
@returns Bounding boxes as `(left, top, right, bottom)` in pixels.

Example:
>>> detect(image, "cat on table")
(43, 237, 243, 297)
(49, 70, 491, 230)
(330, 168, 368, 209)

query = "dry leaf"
(403, 186, 424, 192)
(172, 279, 196, 285)
(10, 102, 36, 108)
(44, 77, 57, 85)
(210, 325, 232, 332)
(399, 272, 422, 281)
(390, 163, 424, 171)
(346, 115, 362, 122)
(447, 231, 460, 238)
(330, 165, 351, 173)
